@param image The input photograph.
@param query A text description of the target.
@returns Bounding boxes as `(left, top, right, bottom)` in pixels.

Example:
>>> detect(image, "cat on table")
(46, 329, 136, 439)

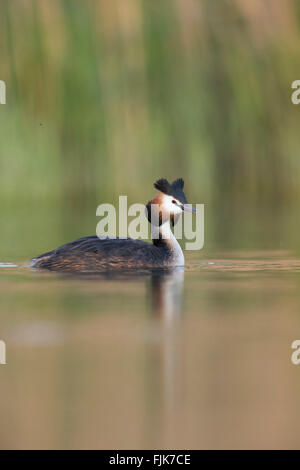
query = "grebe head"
(146, 178, 196, 226)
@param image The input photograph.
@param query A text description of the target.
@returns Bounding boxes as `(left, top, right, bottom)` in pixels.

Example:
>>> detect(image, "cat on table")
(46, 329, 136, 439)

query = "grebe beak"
(183, 204, 197, 213)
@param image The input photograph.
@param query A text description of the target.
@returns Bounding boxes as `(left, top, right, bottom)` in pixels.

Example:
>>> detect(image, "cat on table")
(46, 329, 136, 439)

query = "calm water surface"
(0, 250, 300, 449)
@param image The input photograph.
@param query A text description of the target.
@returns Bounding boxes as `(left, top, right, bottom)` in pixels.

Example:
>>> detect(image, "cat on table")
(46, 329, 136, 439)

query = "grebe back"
(31, 178, 196, 271)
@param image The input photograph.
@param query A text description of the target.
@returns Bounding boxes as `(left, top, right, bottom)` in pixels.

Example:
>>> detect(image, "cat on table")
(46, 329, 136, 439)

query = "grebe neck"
(151, 221, 185, 266)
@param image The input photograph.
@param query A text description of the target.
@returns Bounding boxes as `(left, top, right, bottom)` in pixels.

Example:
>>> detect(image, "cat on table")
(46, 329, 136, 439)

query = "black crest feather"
(153, 177, 187, 204)
(172, 178, 184, 190)
(154, 178, 171, 194)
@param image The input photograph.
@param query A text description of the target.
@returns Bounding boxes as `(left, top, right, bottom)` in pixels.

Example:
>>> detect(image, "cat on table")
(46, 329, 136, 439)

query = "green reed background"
(1, 0, 300, 259)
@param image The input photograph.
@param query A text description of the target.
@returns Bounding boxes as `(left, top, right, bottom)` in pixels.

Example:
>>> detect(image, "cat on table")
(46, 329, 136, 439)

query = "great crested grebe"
(31, 178, 196, 271)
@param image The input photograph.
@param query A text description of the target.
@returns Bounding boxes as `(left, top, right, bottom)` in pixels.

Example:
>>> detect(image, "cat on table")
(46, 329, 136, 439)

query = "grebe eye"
(172, 200, 177, 204)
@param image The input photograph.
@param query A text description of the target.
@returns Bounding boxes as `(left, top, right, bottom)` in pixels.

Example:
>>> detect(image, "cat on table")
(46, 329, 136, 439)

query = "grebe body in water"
(31, 178, 196, 271)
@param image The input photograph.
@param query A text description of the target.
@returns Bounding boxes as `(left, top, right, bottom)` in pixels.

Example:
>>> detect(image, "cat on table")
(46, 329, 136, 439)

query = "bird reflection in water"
(147, 267, 185, 416)
(150, 267, 184, 324)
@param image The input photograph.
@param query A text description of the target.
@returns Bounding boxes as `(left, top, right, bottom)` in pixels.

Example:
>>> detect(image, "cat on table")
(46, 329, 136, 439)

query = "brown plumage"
(31, 236, 173, 271)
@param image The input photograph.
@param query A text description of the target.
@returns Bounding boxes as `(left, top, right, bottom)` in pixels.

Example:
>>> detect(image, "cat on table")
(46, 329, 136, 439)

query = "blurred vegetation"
(1, 0, 300, 258)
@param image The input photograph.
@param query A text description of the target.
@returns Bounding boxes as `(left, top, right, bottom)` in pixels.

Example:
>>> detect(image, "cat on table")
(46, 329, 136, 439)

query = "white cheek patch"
(163, 195, 182, 214)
